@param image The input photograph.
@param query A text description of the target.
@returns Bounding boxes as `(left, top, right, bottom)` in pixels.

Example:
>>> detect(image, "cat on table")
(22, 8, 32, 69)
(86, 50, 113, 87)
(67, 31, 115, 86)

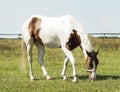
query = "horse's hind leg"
(61, 56, 69, 80)
(61, 46, 78, 82)
(35, 42, 51, 80)
(27, 40, 34, 80)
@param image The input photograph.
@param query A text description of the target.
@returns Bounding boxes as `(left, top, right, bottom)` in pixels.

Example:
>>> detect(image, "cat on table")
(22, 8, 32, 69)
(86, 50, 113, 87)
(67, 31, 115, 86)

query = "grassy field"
(0, 38, 120, 92)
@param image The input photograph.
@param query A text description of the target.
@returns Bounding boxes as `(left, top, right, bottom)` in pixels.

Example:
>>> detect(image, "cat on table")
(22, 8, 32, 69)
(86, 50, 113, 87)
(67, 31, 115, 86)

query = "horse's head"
(85, 49, 99, 81)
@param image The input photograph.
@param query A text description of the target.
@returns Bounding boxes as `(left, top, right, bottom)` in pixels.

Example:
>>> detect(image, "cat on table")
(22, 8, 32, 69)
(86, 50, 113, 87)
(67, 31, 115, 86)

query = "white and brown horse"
(22, 15, 99, 82)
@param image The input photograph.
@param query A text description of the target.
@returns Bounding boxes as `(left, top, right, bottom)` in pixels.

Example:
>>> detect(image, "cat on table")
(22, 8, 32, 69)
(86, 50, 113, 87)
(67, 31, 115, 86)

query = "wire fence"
(0, 34, 22, 39)
(89, 33, 120, 38)
(0, 33, 120, 39)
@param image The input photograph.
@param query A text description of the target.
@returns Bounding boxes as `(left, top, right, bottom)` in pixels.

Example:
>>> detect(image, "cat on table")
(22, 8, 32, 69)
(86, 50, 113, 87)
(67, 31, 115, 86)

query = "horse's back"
(22, 15, 82, 48)
(39, 15, 68, 48)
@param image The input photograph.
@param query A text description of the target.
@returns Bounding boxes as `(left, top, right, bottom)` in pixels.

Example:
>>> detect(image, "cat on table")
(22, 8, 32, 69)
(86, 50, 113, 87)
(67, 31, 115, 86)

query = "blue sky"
(0, 0, 120, 34)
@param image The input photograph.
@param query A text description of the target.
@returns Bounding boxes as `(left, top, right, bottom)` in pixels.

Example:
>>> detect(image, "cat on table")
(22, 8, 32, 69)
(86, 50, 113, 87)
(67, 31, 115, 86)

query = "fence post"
(18, 34, 21, 39)
(103, 33, 106, 39)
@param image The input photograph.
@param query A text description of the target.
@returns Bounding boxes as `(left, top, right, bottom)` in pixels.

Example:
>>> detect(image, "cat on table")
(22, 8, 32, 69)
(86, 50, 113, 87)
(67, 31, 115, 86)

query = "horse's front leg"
(61, 56, 69, 80)
(35, 43, 51, 80)
(27, 42, 34, 80)
(61, 46, 78, 82)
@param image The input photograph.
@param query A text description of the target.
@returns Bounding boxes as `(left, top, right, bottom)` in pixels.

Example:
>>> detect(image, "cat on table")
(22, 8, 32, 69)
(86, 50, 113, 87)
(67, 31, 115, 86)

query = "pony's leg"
(61, 47, 78, 82)
(27, 41, 34, 80)
(35, 43, 51, 80)
(61, 56, 69, 80)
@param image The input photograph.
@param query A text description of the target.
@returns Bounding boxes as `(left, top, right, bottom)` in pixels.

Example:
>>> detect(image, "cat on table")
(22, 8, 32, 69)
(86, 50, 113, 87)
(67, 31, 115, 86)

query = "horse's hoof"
(30, 78, 35, 82)
(91, 78, 96, 82)
(63, 78, 68, 81)
(63, 76, 68, 81)
(30, 76, 34, 80)
(91, 79, 94, 82)
(72, 79, 78, 83)
(46, 75, 51, 80)
(89, 76, 96, 81)
(72, 76, 78, 83)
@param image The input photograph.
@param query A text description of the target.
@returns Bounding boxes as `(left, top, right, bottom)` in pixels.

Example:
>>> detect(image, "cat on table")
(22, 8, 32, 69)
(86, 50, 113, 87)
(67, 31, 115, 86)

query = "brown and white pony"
(22, 15, 99, 82)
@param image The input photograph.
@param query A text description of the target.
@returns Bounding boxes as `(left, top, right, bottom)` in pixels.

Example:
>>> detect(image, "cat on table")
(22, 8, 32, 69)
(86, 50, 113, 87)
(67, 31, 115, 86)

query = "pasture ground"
(0, 38, 120, 92)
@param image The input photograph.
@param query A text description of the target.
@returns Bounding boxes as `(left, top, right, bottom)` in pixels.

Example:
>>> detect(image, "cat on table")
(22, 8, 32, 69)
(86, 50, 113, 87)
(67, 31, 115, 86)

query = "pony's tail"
(21, 37, 27, 73)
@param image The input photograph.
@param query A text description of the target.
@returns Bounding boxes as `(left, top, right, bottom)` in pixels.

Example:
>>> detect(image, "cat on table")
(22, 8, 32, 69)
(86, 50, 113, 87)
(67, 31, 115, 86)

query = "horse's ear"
(96, 49, 99, 55)
(86, 50, 91, 57)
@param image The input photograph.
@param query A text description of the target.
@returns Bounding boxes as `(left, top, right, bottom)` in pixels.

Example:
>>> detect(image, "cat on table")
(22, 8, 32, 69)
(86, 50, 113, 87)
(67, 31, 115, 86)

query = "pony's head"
(85, 49, 99, 81)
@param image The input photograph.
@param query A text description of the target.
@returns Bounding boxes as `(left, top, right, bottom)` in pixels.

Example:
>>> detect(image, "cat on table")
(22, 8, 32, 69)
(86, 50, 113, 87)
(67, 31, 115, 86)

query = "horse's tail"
(21, 37, 27, 73)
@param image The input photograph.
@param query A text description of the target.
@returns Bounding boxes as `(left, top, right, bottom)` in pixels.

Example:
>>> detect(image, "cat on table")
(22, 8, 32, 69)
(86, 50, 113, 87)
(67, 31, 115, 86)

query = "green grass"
(0, 38, 120, 92)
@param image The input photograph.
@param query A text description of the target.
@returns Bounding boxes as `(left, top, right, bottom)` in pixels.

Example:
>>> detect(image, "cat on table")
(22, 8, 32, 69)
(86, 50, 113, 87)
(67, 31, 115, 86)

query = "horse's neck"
(80, 33, 94, 59)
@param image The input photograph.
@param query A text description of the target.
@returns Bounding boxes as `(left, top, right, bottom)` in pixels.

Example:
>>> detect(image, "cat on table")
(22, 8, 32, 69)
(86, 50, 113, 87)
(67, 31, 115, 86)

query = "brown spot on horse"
(28, 17, 43, 45)
(66, 29, 82, 50)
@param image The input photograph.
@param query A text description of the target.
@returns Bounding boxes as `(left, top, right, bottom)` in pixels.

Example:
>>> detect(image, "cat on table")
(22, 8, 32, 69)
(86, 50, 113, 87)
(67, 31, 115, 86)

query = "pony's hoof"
(63, 78, 68, 81)
(63, 76, 68, 81)
(46, 75, 51, 80)
(30, 75, 34, 80)
(89, 77, 96, 82)
(72, 79, 78, 83)
(91, 78, 96, 82)
(72, 76, 78, 83)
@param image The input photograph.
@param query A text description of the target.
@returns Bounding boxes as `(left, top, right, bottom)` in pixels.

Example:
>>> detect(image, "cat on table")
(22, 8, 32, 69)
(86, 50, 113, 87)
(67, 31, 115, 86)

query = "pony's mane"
(75, 26, 93, 59)
(82, 34, 94, 59)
